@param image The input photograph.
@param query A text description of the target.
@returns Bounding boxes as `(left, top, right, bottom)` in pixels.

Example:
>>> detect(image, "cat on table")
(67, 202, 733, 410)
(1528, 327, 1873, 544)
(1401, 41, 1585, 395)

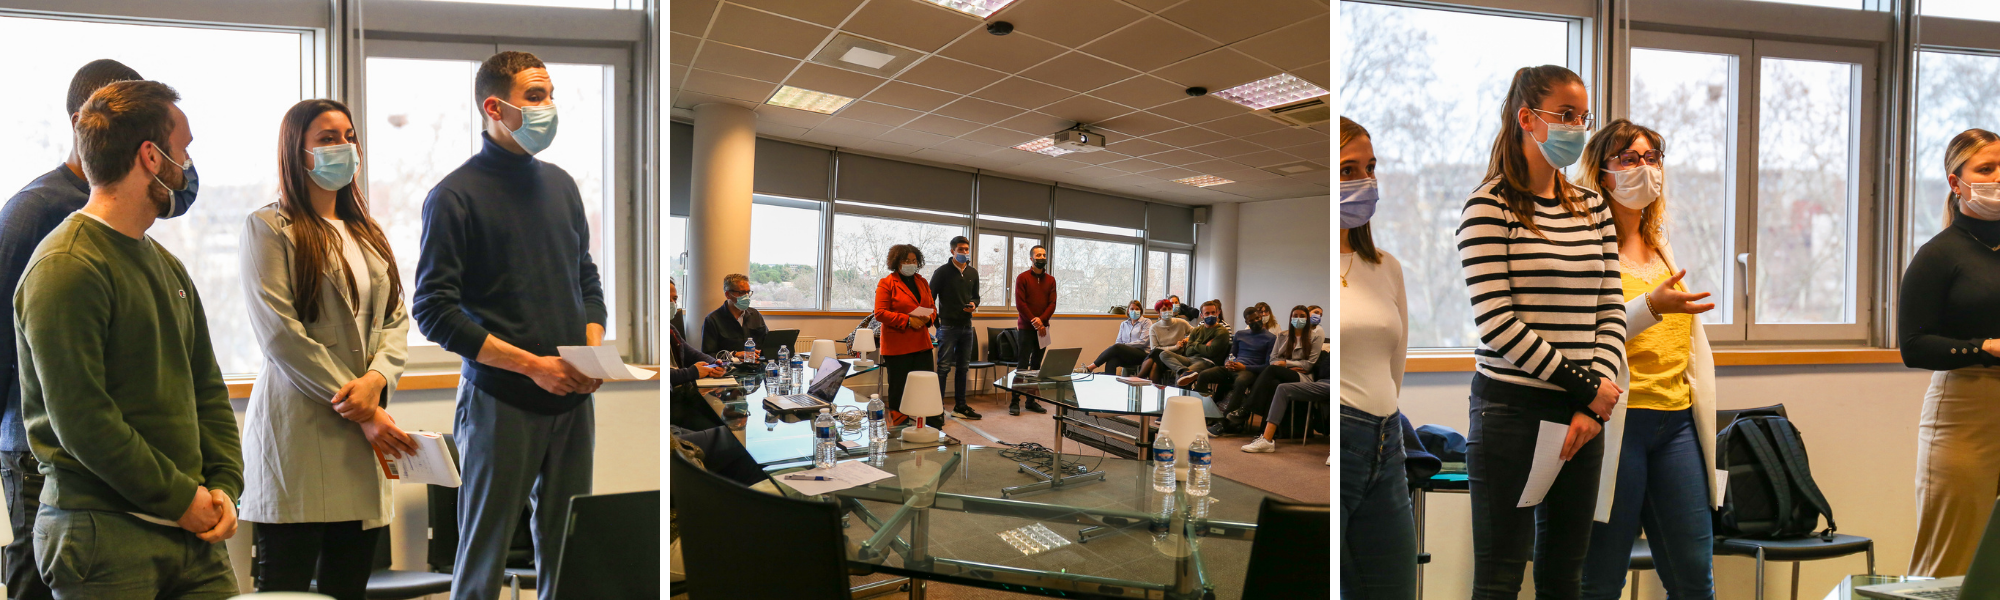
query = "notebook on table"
(1014, 348, 1081, 381)
(763, 357, 849, 415)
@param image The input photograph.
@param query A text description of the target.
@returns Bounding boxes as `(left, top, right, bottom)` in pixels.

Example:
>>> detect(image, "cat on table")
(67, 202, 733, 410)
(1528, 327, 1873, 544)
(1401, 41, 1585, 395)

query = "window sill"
(762, 310, 1134, 319)
(222, 366, 660, 399)
(1405, 348, 1902, 373)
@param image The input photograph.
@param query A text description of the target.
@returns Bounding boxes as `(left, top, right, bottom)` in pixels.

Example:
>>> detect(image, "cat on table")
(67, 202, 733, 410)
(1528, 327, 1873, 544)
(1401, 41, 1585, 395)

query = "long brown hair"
(1284, 304, 1310, 350)
(1944, 128, 2000, 229)
(1484, 65, 1591, 234)
(1576, 118, 1669, 251)
(1338, 116, 1381, 264)
(278, 99, 401, 324)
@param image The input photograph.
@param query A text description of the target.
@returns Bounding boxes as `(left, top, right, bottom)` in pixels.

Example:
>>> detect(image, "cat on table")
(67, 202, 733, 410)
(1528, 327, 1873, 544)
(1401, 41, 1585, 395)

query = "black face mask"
(1033, 259, 1048, 269)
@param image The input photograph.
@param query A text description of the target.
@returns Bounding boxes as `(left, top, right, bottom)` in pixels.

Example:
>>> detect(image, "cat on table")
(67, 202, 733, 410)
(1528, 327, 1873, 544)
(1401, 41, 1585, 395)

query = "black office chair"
(248, 519, 455, 600)
(425, 434, 542, 600)
(672, 451, 854, 599)
(984, 327, 1018, 371)
(1711, 403, 1875, 600)
(553, 490, 660, 600)
(1242, 497, 1330, 598)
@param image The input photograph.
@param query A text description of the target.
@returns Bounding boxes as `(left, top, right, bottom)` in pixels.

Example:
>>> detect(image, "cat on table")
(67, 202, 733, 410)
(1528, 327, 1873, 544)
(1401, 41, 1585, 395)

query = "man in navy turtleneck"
(411, 51, 605, 600)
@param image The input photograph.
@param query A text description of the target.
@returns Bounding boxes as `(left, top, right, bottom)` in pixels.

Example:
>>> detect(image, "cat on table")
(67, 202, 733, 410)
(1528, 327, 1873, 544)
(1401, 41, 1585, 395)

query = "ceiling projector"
(1051, 128, 1107, 153)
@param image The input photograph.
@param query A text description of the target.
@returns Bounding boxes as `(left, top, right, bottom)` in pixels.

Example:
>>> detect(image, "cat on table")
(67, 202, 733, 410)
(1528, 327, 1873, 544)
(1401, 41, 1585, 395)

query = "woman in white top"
(1083, 300, 1153, 375)
(1338, 116, 1416, 597)
(239, 99, 417, 600)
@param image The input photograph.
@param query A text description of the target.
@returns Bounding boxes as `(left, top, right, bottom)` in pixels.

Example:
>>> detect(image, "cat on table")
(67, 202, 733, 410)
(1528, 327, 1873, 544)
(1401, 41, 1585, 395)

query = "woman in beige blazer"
(239, 99, 417, 600)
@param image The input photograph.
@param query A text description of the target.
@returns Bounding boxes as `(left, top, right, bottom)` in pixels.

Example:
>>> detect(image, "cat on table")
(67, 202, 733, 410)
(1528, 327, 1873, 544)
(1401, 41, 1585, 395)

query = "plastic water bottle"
(813, 408, 837, 469)
(791, 352, 807, 388)
(1152, 432, 1177, 492)
(764, 360, 780, 385)
(776, 345, 791, 377)
(1187, 435, 1212, 497)
(744, 338, 757, 363)
(866, 394, 887, 444)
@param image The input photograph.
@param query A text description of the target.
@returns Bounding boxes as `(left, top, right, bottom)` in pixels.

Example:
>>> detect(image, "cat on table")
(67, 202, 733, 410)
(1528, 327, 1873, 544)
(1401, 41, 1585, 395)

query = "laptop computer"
(757, 329, 800, 358)
(1857, 498, 2000, 600)
(763, 356, 849, 414)
(1015, 348, 1082, 381)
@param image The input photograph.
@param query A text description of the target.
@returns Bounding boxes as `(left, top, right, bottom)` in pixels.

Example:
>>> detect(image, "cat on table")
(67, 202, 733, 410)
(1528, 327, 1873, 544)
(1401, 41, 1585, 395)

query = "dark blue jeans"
(1340, 405, 1417, 598)
(1469, 375, 1604, 600)
(1581, 407, 1715, 600)
(934, 324, 976, 406)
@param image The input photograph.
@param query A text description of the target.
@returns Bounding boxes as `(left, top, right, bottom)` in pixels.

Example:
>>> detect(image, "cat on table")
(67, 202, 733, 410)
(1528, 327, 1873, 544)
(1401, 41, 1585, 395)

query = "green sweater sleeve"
(19, 253, 201, 519)
(182, 278, 243, 501)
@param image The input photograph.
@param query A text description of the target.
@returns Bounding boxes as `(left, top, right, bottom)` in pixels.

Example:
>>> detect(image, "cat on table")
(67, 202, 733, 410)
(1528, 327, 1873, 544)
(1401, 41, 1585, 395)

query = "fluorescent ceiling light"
(1013, 137, 1079, 157)
(1172, 175, 1234, 187)
(922, 0, 1020, 18)
(840, 47, 897, 69)
(765, 86, 855, 114)
(1212, 74, 1330, 111)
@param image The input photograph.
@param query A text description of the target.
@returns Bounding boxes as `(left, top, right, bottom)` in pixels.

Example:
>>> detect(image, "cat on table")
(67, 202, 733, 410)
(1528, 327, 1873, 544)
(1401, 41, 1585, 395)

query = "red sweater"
(873, 274, 935, 357)
(1014, 269, 1057, 331)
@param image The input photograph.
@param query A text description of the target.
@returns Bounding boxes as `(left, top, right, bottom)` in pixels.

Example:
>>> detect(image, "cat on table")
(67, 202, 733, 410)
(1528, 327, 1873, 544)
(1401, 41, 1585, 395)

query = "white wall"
(1235, 196, 1332, 314)
(1399, 364, 1928, 599)
(0, 380, 661, 598)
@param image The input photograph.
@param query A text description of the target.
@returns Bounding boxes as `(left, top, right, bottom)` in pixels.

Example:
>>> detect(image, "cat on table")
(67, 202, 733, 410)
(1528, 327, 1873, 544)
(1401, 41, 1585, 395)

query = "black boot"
(1023, 401, 1048, 414)
(925, 415, 945, 429)
(1009, 399, 1021, 416)
(953, 404, 983, 420)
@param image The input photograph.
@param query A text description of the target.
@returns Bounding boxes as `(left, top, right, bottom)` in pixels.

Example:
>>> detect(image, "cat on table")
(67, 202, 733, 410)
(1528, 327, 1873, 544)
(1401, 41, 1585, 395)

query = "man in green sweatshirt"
(1160, 300, 1233, 384)
(14, 79, 242, 599)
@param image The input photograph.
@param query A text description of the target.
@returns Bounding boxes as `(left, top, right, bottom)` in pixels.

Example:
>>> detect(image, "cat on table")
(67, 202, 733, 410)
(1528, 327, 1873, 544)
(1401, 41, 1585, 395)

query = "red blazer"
(873, 273, 936, 357)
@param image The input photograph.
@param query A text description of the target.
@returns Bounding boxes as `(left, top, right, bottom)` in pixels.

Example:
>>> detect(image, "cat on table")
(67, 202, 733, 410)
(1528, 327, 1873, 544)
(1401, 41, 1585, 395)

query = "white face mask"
(1605, 164, 1664, 210)
(1963, 181, 2000, 221)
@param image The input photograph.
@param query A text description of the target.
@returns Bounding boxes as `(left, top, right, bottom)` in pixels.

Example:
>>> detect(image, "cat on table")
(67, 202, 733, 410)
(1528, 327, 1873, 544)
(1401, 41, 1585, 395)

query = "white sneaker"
(1241, 437, 1276, 453)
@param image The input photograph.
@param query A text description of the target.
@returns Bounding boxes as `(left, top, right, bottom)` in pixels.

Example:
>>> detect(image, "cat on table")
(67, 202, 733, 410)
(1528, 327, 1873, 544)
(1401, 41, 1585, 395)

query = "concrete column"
(685, 102, 757, 350)
(1194, 202, 1239, 317)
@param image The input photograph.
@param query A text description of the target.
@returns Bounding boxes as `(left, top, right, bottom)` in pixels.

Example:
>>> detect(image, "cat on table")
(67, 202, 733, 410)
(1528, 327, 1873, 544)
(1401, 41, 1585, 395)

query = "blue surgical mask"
(733, 293, 752, 310)
(1203, 316, 1217, 327)
(1310, 314, 1322, 326)
(954, 253, 968, 265)
(1535, 120, 1590, 170)
(499, 99, 559, 155)
(1129, 311, 1141, 321)
(1291, 317, 1307, 330)
(308, 143, 359, 192)
(153, 145, 199, 219)
(1340, 178, 1378, 229)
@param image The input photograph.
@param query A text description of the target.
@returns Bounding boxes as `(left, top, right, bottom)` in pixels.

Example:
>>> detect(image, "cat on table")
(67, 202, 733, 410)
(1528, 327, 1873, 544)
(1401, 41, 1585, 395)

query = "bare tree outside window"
(1910, 51, 2000, 261)
(746, 200, 820, 309)
(1340, 2, 1566, 348)
(828, 214, 963, 310)
(1053, 236, 1138, 313)
(1755, 58, 1856, 324)
(1629, 48, 1737, 324)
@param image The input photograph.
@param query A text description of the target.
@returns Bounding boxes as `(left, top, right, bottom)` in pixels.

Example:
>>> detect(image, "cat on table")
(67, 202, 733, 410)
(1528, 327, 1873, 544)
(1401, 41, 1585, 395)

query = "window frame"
(1050, 230, 1144, 315)
(746, 194, 825, 311)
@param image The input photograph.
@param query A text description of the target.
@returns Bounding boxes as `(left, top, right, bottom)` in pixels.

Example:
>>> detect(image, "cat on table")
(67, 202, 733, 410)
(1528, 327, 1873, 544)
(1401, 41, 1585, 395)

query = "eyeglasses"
(725, 288, 751, 298)
(1530, 108, 1596, 129)
(1609, 149, 1665, 167)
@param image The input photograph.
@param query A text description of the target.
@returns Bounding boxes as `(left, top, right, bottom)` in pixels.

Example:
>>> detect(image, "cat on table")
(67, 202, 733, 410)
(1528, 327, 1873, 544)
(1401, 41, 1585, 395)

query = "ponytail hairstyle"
(1944, 128, 2000, 229)
(276, 98, 402, 324)
(1484, 65, 1592, 235)
(1576, 118, 1669, 251)
(1339, 116, 1381, 264)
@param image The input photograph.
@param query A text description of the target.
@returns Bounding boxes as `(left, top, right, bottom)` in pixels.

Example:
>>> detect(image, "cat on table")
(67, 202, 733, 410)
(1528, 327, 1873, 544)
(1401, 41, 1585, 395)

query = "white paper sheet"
(695, 378, 738, 388)
(1038, 331, 1051, 347)
(558, 345, 658, 381)
(1517, 420, 1571, 507)
(376, 431, 461, 487)
(776, 460, 895, 496)
(1715, 469, 1729, 503)
(909, 306, 935, 319)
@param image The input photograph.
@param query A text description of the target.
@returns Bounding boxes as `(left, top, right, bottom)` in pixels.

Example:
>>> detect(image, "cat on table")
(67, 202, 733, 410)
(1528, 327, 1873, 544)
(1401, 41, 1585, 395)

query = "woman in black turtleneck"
(1900, 128, 2000, 577)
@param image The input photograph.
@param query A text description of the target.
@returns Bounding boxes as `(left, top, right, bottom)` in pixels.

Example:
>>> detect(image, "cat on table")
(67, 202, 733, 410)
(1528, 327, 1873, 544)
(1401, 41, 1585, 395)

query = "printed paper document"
(1518, 420, 1570, 507)
(376, 431, 460, 487)
(559, 345, 657, 381)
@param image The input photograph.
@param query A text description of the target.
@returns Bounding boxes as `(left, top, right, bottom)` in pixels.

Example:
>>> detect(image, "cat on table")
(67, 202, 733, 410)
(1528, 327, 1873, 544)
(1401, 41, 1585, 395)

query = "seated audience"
(1235, 306, 1321, 446)
(1183, 307, 1275, 419)
(1156, 300, 1231, 383)
(1140, 305, 1193, 380)
(1085, 300, 1153, 375)
(700, 272, 768, 358)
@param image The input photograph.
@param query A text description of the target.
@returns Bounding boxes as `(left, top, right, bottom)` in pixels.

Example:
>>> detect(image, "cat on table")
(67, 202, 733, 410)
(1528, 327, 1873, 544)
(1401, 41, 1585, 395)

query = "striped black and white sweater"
(1457, 177, 1626, 414)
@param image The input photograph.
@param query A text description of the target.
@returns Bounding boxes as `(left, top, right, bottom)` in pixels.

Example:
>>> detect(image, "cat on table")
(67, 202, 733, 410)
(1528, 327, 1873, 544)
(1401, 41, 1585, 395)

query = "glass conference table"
(768, 445, 1282, 600)
(701, 359, 967, 466)
(995, 372, 1221, 496)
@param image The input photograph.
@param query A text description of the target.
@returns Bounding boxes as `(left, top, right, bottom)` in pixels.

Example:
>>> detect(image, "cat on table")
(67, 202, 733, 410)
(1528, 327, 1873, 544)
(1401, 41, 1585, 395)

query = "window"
(1339, 1, 1570, 348)
(366, 47, 627, 356)
(1054, 236, 1138, 314)
(670, 215, 689, 289)
(1054, 220, 1142, 238)
(1924, 0, 2000, 20)
(1629, 47, 1738, 326)
(1746, 0, 1856, 7)
(1910, 50, 1998, 262)
(415, 0, 636, 8)
(1146, 250, 1192, 307)
(0, 16, 308, 375)
(828, 214, 963, 310)
(747, 196, 822, 310)
(976, 232, 1047, 308)
(1631, 32, 1876, 342)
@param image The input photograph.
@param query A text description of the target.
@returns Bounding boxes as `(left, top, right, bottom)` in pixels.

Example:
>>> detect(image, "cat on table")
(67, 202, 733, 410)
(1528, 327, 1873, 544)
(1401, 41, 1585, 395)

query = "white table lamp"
(899, 371, 943, 443)
(1161, 395, 1207, 482)
(850, 328, 877, 368)
(809, 339, 837, 364)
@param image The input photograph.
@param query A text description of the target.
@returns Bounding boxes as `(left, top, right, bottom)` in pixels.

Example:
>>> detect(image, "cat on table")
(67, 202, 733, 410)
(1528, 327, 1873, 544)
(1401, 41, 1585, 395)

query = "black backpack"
(1714, 406, 1839, 541)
